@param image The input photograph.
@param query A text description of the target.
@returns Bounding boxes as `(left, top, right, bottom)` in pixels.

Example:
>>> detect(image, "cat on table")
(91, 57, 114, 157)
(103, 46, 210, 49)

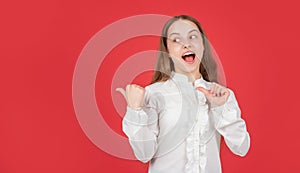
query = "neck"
(189, 72, 202, 83)
(175, 70, 202, 82)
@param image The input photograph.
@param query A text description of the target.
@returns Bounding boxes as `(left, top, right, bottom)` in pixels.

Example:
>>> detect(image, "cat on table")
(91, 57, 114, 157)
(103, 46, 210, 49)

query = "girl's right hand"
(116, 84, 146, 109)
(197, 82, 230, 107)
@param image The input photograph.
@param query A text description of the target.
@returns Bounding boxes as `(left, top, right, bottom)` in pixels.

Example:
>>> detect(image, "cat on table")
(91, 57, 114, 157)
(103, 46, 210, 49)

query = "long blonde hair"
(151, 15, 218, 84)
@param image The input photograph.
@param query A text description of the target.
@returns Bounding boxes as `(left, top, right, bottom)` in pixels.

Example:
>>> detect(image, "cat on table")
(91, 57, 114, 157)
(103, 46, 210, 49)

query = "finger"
(220, 88, 227, 96)
(131, 84, 138, 87)
(215, 85, 222, 97)
(224, 89, 230, 97)
(210, 83, 216, 95)
(197, 86, 210, 95)
(131, 84, 141, 88)
(116, 87, 126, 99)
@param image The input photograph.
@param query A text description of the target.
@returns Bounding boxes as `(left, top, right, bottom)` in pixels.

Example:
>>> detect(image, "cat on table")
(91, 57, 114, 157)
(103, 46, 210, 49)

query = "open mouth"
(181, 52, 196, 64)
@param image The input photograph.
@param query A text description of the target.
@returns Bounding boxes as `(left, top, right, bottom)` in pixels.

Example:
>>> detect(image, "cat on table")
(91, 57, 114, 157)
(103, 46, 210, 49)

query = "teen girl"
(117, 15, 250, 173)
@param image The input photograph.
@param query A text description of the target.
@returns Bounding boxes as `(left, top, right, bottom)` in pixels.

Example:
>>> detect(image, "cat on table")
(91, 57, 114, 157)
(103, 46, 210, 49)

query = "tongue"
(184, 56, 194, 62)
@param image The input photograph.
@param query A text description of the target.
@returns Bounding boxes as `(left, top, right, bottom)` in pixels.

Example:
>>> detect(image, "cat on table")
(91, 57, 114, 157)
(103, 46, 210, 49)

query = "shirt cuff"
(123, 106, 149, 126)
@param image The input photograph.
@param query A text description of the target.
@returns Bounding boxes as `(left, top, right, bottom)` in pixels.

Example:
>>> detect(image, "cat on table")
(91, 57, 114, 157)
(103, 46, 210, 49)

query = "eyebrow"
(188, 29, 199, 34)
(168, 29, 200, 37)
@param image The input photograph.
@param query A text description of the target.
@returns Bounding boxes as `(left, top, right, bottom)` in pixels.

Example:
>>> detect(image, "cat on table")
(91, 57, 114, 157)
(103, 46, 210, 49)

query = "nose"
(182, 40, 192, 48)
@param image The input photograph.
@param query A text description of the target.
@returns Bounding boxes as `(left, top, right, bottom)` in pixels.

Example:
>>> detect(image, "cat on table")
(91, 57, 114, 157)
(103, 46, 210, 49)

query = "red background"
(1, 0, 300, 172)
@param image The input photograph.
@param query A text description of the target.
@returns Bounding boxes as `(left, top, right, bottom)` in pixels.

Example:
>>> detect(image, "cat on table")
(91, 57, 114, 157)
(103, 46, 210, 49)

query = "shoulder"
(143, 80, 177, 103)
(141, 82, 168, 110)
(145, 80, 174, 93)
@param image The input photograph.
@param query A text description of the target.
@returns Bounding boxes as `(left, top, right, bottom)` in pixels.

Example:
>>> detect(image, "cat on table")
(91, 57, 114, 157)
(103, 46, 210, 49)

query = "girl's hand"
(116, 84, 146, 109)
(197, 83, 230, 107)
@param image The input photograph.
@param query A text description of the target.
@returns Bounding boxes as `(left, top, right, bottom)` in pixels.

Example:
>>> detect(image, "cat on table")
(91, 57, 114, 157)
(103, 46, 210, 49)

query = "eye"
(172, 37, 181, 43)
(190, 35, 197, 39)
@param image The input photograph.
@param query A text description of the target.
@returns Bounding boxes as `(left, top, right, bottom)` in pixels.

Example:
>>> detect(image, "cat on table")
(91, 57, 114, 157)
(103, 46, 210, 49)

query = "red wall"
(1, 0, 300, 172)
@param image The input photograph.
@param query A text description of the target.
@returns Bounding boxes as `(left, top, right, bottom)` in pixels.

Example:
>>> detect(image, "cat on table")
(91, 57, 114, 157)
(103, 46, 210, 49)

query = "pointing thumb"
(116, 87, 126, 99)
(196, 86, 210, 95)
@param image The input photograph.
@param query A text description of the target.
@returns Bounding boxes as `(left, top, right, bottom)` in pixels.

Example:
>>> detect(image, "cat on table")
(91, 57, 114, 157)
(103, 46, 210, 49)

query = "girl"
(117, 15, 250, 173)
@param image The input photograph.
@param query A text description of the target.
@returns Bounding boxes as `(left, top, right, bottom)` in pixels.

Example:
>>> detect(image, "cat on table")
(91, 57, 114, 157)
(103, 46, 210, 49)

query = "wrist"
(128, 105, 142, 111)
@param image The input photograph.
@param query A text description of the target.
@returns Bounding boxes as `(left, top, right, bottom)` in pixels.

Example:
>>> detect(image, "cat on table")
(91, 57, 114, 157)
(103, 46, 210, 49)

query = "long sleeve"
(210, 89, 250, 156)
(122, 88, 163, 163)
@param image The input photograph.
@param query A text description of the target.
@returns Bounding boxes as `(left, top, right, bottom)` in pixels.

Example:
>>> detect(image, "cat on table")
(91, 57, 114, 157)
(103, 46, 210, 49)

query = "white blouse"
(122, 72, 250, 173)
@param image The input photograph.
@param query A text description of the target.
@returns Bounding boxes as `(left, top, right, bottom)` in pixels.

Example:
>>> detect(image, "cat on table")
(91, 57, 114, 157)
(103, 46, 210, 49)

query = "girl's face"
(167, 19, 204, 77)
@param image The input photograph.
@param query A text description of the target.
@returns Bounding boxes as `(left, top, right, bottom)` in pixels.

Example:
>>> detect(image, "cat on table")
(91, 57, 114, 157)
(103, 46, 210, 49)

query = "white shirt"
(122, 72, 250, 173)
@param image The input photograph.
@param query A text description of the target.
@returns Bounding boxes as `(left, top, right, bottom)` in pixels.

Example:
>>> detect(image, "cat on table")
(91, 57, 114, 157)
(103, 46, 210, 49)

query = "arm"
(121, 88, 162, 163)
(210, 89, 250, 156)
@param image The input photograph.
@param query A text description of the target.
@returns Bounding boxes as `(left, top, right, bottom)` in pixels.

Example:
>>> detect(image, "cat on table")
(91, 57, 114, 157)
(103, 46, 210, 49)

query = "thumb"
(116, 87, 126, 99)
(196, 86, 210, 95)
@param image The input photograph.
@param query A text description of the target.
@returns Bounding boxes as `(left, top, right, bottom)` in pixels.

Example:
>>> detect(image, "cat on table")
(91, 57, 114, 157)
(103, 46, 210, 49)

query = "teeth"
(183, 52, 195, 56)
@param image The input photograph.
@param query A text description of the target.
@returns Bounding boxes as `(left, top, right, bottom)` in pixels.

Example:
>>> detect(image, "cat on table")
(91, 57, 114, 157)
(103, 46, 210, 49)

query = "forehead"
(168, 19, 199, 35)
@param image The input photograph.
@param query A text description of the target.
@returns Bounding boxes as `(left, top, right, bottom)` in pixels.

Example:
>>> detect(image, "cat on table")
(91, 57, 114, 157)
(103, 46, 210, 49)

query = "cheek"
(191, 41, 204, 57)
(167, 43, 182, 56)
(191, 39, 204, 48)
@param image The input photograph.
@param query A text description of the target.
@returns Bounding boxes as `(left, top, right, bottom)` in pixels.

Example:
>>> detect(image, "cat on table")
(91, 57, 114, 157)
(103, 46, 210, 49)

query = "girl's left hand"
(197, 83, 230, 107)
